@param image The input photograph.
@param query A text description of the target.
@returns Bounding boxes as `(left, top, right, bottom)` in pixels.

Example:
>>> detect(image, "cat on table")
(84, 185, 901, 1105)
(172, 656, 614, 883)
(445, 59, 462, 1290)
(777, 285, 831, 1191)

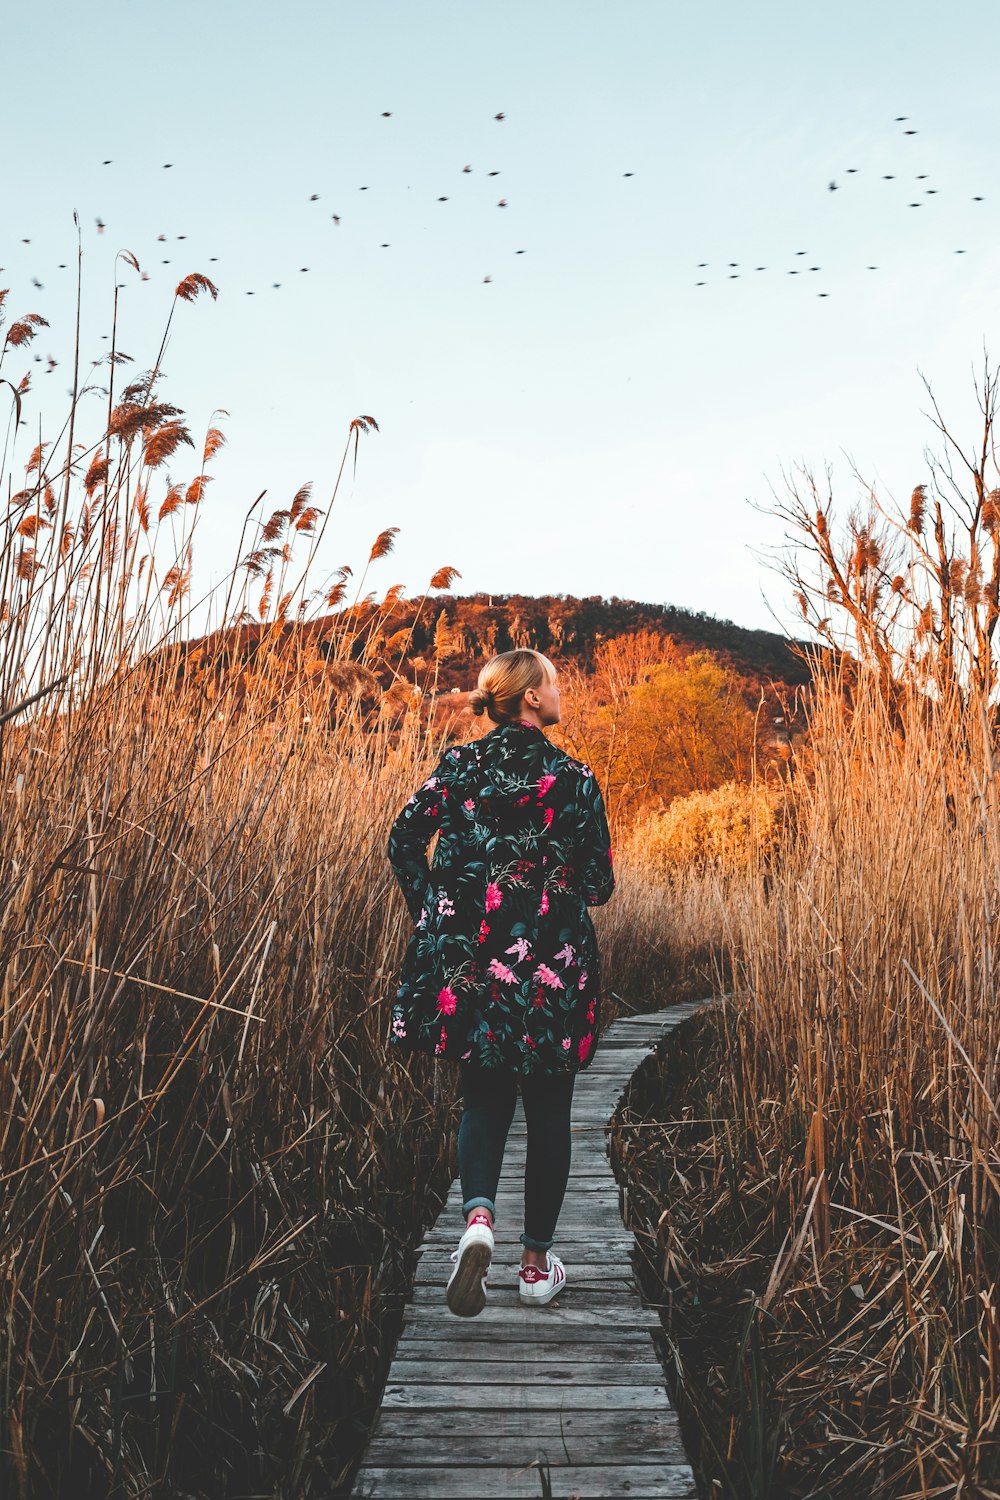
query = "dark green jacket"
(386, 718, 615, 1074)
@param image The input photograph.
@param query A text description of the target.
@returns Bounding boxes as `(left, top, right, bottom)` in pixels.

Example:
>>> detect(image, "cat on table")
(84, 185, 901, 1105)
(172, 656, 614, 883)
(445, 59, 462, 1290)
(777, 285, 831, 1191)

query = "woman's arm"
(386, 751, 453, 923)
(564, 761, 616, 907)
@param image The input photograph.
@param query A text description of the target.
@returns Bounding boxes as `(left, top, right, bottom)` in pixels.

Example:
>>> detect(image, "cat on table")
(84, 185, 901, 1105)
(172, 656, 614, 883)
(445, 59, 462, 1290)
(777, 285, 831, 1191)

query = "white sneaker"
(446, 1212, 494, 1317)
(517, 1251, 566, 1305)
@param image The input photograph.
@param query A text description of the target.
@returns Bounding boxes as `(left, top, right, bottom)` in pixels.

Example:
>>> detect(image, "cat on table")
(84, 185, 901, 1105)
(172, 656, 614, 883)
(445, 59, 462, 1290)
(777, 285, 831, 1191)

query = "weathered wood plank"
(368, 1409, 678, 1441)
(362, 1431, 688, 1466)
(352, 1463, 697, 1498)
(400, 1304, 663, 1333)
(392, 1326, 665, 1350)
(385, 1358, 667, 1384)
(380, 1381, 672, 1410)
(348, 1004, 713, 1500)
(393, 1334, 658, 1356)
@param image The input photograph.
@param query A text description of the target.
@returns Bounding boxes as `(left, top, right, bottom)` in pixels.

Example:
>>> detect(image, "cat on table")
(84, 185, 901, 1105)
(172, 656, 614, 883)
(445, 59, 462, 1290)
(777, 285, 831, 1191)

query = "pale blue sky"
(3, 0, 998, 637)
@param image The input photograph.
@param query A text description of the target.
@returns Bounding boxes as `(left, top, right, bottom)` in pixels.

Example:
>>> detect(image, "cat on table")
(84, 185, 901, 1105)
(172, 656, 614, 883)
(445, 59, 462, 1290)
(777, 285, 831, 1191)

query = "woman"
(386, 648, 615, 1317)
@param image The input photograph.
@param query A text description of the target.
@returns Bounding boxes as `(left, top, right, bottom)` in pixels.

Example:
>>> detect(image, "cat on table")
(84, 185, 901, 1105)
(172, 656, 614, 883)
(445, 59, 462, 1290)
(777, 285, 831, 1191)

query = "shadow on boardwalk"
(348, 1003, 710, 1500)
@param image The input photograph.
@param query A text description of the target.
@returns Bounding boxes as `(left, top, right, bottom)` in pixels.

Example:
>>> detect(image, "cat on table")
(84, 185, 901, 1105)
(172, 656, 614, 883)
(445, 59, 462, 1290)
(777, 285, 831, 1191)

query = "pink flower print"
(435, 1024, 449, 1055)
(561, 1037, 571, 1051)
(437, 986, 458, 1015)
(463, 798, 475, 812)
(422, 776, 439, 790)
(553, 943, 576, 967)
(485, 882, 502, 912)
(487, 958, 518, 985)
(537, 773, 557, 797)
(437, 894, 455, 917)
(417, 906, 428, 928)
(505, 937, 532, 963)
(578, 1032, 594, 1063)
(533, 963, 564, 990)
(543, 806, 554, 828)
(477, 919, 491, 944)
(539, 889, 549, 916)
(522, 1033, 537, 1049)
(578, 969, 589, 988)
(450, 748, 461, 758)
(391, 1013, 407, 1037)
(461, 1047, 472, 1059)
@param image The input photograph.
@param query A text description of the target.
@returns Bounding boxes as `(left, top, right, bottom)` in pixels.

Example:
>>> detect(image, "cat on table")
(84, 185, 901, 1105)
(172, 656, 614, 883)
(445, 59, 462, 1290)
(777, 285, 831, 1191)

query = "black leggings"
(457, 1060, 577, 1251)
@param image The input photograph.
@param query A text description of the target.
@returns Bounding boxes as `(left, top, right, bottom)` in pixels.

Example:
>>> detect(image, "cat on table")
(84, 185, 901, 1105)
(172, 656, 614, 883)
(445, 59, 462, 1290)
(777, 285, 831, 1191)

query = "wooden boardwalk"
(349, 1003, 707, 1500)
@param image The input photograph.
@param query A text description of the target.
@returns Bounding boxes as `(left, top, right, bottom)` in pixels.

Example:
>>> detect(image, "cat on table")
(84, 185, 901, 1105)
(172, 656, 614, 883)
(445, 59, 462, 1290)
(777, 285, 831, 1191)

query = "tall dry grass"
(616, 652, 1000, 1497)
(0, 249, 479, 1497)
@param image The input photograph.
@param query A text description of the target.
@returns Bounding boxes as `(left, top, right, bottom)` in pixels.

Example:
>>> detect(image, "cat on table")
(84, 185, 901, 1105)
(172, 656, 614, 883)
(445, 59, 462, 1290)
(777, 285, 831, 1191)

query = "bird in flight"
(332, 214, 341, 224)
(828, 180, 838, 191)
(95, 217, 105, 233)
(382, 111, 392, 117)
(494, 112, 505, 121)
(497, 198, 507, 207)
(310, 194, 319, 201)
(483, 274, 492, 282)
(463, 164, 472, 173)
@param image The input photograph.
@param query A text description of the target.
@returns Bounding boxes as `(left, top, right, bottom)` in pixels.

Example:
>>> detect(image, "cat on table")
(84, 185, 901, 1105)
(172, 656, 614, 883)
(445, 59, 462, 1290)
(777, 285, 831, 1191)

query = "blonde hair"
(468, 649, 556, 723)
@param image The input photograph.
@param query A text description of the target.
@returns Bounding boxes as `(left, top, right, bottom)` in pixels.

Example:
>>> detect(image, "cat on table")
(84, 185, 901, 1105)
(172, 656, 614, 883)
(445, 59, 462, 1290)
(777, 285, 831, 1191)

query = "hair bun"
(468, 687, 491, 717)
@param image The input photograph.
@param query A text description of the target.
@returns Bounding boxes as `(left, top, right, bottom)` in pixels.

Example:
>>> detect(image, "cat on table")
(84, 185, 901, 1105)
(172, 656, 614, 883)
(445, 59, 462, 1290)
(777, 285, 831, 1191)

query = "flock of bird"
(4, 108, 990, 379)
(6, 108, 640, 358)
(693, 115, 986, 297)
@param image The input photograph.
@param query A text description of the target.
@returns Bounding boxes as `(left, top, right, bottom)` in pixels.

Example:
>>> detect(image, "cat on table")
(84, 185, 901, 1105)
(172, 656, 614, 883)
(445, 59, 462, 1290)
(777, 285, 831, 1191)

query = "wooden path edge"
(347, 999, 717, 1500)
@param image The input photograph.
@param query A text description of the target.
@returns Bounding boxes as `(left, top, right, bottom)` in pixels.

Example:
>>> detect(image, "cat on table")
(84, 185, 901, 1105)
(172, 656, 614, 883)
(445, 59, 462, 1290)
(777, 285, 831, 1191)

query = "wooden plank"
(362, 1431, 688, 1466)
(395, 1332, 659, 1356)
(400, 1305, 662, 1333)
(351, 1464, 697, 1498)
(369, 1409, 678, 1439)
(384, 1358, 666, 1384)
(392, 1344, 665, 1368)
(380, 1382, 672, 1410)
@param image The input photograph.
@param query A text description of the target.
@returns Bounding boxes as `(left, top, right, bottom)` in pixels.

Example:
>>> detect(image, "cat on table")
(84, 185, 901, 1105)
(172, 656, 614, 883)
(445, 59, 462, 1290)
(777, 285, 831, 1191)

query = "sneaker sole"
(446, 1242, 491, 1317)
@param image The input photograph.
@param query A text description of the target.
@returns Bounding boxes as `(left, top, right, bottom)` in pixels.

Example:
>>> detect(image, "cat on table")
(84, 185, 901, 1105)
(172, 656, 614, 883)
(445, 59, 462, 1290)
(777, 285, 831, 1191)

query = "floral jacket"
(386, 718, 615, 1075)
